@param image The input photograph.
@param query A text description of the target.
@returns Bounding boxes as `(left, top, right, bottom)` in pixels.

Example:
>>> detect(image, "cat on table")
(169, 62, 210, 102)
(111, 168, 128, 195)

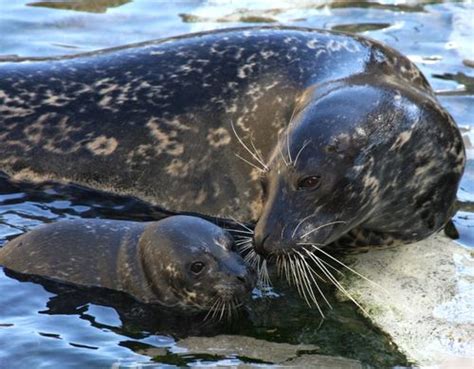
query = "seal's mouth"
(203, 294, 244, 321)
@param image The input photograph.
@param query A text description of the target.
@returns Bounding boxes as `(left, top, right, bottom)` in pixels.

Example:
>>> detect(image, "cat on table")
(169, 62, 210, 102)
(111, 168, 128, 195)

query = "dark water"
(0, 1, 473, 368)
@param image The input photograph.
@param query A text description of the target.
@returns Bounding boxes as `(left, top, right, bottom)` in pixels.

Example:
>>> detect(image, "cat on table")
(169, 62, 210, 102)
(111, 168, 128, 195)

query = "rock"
(175, 335, 362, 368)
(340, 235, 474, 366)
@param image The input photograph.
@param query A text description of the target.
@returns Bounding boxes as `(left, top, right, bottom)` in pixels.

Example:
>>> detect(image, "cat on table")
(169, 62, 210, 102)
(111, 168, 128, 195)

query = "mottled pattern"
(0, 26, 428, 219)
(254, 71, 465, 254)
(0, 26, 465, 253)
(0, 216, 254, 310)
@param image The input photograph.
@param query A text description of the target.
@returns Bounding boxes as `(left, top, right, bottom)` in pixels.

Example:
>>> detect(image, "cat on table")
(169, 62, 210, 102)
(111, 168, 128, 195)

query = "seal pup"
(0, 215, 256, 315)
(0, 26, 465, 257)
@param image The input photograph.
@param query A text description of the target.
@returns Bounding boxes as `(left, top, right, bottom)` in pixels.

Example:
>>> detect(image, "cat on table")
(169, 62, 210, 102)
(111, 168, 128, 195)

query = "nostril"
(237, 275, 246, 283)
(254, 234, 270, 256)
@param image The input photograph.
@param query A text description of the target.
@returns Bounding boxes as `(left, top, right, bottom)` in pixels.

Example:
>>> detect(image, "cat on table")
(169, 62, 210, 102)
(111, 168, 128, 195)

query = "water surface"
(0, 1, 472, 368)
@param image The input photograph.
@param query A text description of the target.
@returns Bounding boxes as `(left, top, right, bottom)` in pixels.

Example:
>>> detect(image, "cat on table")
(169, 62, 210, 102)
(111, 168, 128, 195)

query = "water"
(0, 1, 472, 368)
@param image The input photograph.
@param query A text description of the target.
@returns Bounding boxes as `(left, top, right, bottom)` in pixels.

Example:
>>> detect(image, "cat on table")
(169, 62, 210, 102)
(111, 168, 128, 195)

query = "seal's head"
(254, 78, 465, 257)
(139, 215, 256, 313)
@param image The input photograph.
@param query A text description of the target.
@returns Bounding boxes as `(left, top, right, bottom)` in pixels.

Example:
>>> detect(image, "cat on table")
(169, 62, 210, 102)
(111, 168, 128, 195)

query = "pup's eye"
(190, 261, 205, 275)
(297, 175, 321, 190)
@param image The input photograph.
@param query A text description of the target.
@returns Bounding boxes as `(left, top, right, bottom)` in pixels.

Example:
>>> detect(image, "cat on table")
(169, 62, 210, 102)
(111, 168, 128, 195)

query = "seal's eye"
(190, 261, 205, 275)
(297, 175, 321, 190)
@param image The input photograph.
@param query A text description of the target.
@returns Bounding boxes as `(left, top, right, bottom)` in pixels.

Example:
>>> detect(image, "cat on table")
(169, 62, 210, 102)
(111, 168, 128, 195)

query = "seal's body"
(0, 27, 465, 256)
(0, 216, 255, 310)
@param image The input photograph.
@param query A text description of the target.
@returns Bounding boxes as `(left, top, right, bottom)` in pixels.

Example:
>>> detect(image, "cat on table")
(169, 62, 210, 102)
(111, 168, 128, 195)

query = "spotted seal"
(0, 215, 255, 312)
(0, 26, 465, 257)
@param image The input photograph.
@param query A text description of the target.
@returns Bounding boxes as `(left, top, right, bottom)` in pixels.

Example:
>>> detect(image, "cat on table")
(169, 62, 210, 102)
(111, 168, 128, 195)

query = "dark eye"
(190, 261, 205, 275)
(297, 175, 321, 190)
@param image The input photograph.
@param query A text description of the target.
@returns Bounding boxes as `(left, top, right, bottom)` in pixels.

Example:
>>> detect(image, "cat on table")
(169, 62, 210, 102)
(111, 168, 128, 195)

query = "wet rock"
(341, 235, 474, 366)
(175, 335, 362, 367)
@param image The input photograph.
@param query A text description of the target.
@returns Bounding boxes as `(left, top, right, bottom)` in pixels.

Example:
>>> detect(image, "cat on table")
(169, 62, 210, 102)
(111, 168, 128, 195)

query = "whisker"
(292, 213, 317, 239)
(307, 244, 386, 292)
(212, 299, 223, 320)
(230, 217, 254, 234)
(223, 228, 254, 235)
(278, 138, 290, 167)
(288, 254, 303, 296)
(260, 259, 271, 288)
(204, 297, 221, 321)
(311, 254, 371, 317)
(234, 153, 265, 173)
(299, 221, 346, 240)
(293, 139, 311, 168)
(286, 132, 293, 166)
(249, 135, 266, 166)
(238, 244, 254, 252)
(295, 250, 329, 314)
(231, 120, 269, 172)
(299, 249, 333, 309)
(319, 258, 344, 276)
(235, 239, 252, 246)
(219, 300, 226, 321)
(293, 254, 314, 308)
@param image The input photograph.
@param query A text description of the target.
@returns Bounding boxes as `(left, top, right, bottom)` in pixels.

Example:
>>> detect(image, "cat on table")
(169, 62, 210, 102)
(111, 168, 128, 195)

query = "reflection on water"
(0, 0, 473, 368)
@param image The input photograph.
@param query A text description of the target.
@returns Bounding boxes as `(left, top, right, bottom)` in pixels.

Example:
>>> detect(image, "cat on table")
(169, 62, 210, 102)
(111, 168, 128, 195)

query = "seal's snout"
(241, 268, 257, 291)
(253, 233, 270, 257)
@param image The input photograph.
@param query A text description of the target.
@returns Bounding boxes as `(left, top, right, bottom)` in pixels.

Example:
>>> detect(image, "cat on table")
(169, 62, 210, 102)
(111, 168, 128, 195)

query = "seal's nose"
(243, 269, 257, 290)
(253, 233, 270, 256)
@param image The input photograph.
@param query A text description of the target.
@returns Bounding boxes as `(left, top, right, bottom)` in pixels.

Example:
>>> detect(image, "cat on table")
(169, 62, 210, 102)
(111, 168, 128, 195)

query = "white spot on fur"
(207, 127, 231, 148)
(86, 135, 118, 156)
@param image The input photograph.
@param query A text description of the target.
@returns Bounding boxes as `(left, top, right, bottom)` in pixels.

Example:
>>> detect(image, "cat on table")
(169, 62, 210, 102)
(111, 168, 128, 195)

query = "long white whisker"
(295, 250, 329, 315)
(293, 139, 311, 168)
(288, 254, 303, 295)
(234, 153, 265, 173)
(286, 132, 293, 166)
(260, 259, 271, 288)
(294, 254, 316, 305)
(230, 217, 254, 233)
(281, 254, 290, 287)
(319, 258, 344, 276)
(235, 239, 252, 246)
(300, 249, 333, 309)
(223, 228, 254, 235)
(204, 297, 221, 321)
(249, 135, 265, 165)
(292, 213, 317, 238)
(219, 300, 226, 321)
(231, 120, 269, 172)
(312, 255, 371, 317)
(293, 255, 312, 307)
(238, 244, 254, 252)
(308, 244, 386, 292)
(299, 221, 346, 240)
(278, 138, 290, 167)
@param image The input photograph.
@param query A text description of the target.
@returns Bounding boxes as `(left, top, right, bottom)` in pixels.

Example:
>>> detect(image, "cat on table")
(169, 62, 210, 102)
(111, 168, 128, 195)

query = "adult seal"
(0, 26, 465, 257)
(0, 215, 255, 312)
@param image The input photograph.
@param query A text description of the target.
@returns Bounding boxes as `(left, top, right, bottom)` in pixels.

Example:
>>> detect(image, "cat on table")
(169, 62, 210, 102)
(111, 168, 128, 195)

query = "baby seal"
(0, 215, 255, 312)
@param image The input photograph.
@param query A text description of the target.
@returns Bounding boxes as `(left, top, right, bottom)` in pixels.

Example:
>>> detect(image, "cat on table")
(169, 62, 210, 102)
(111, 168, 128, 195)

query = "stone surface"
(340, 234, 474, 367)
(175, 335, 363, 368)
